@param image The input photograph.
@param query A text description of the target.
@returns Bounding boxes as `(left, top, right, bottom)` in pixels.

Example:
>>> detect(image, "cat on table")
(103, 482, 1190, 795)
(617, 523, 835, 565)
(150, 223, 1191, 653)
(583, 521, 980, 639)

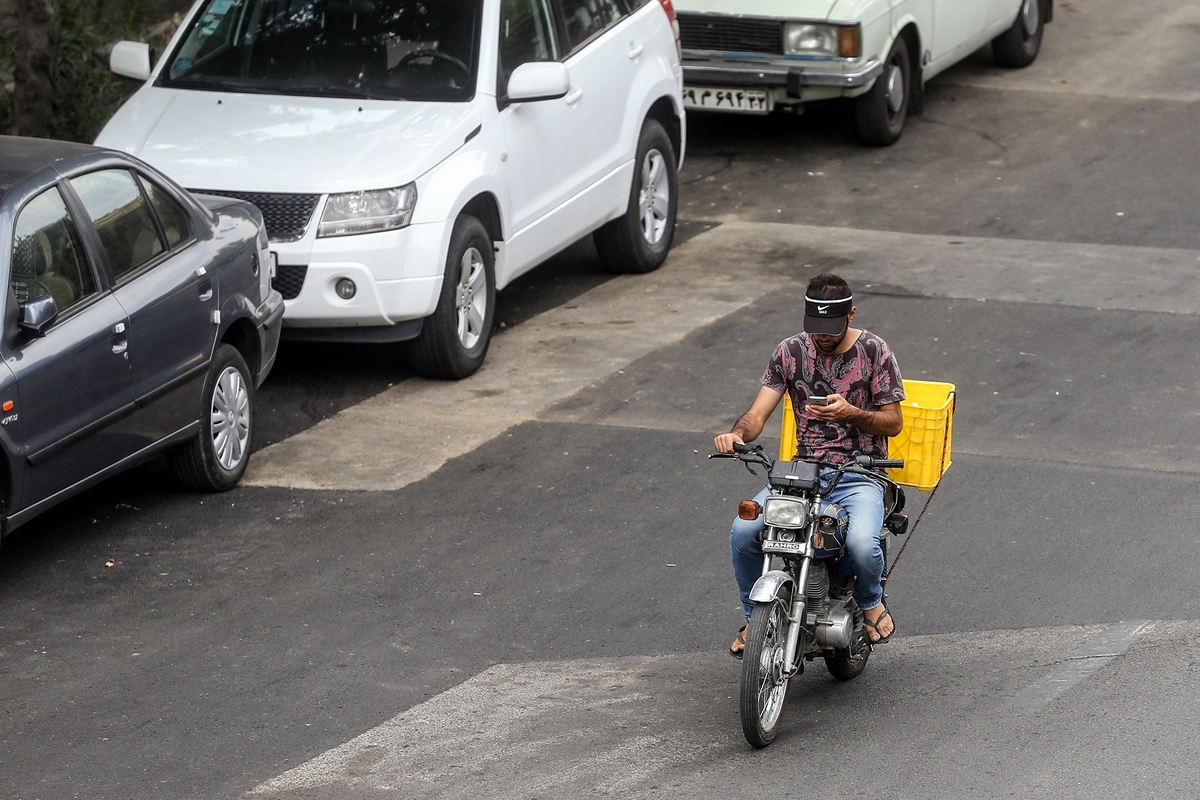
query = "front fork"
(782, 555, 811, 675)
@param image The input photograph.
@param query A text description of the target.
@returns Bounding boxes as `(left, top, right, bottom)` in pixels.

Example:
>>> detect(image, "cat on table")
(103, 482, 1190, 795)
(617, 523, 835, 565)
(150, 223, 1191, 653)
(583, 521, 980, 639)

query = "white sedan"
(674, 0, 1050, 144)
(98, 0, 684, 379)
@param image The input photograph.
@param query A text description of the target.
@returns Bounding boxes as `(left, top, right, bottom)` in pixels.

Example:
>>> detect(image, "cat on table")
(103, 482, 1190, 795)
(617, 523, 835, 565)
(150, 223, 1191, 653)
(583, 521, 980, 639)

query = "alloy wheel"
(455, 246, 488, 351)
(638, 148, 669, 246)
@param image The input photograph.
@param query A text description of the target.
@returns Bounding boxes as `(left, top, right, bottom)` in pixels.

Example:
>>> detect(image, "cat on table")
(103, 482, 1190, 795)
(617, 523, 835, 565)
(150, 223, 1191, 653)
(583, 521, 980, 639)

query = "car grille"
(677, 13, 783, 55)
(191, 189, 320, 241)
(273, 264, 308, 300)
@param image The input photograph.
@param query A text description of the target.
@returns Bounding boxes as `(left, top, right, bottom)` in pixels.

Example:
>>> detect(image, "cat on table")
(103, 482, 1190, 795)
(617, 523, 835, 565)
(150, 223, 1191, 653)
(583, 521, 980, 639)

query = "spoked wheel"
(593, 118, 677, 274)
(408, 214, 495, 379)
(169, 343, 254, 491)
(740, 596, 791, 748)
(825, 604, 872, 681)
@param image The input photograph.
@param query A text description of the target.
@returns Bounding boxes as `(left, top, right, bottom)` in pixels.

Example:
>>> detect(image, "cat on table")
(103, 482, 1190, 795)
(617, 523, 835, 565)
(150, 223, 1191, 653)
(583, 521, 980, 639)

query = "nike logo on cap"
(817, 305, 829, 313)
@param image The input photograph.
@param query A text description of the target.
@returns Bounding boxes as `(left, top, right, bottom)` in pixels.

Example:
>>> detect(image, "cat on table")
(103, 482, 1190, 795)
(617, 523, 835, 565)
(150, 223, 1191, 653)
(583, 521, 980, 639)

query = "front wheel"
(992, 0, 1044, 68)
(740, 597, 791, 748)
(169, 343, 254, 491)
(408, 215, 495, 380)
(593, 119, 677, 274)
(855, 36, 911, 146)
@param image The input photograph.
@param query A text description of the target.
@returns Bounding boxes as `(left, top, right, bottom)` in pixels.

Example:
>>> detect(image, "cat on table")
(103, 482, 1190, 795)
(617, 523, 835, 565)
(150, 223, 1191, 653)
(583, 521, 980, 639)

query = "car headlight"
(317, 184, 417, 238)
(763, 496, 808, 529)
(784, 22, 861, 58)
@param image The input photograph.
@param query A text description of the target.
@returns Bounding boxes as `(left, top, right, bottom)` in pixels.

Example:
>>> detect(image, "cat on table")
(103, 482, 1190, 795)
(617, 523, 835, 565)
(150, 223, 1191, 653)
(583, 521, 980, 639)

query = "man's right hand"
(713, 432, 745, 454)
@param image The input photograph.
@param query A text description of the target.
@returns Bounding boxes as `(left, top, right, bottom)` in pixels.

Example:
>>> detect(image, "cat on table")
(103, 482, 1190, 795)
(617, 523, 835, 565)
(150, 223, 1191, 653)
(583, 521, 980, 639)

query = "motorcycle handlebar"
(854, 455, 905, 470)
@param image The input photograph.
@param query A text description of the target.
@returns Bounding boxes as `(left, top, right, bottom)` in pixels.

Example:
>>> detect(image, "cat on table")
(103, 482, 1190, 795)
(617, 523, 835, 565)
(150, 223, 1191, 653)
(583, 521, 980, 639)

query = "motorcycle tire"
(740, 596, 792, 748)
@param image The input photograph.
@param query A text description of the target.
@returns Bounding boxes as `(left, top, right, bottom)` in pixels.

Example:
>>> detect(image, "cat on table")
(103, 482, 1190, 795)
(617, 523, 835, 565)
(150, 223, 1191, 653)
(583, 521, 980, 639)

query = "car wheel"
(593, 118, 677, 274)
(855, 36, 911, 147)
(169, 343, 253, 492)
(408, 214, 495, 380)
(992, 0, 1044, 68)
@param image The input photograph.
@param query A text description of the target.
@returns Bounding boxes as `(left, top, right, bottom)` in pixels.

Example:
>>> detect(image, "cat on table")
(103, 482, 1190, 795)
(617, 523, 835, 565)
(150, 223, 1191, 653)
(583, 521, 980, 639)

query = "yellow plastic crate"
(778, 379, 954, 490)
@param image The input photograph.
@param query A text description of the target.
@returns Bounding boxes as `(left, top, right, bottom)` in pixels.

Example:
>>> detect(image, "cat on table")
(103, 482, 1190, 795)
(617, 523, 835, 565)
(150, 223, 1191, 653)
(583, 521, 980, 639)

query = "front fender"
(749, 570, 795, 603)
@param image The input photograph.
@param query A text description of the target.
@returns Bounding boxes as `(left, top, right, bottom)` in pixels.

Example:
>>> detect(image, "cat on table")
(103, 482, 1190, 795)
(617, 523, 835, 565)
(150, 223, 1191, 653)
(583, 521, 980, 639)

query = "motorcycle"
(711, 442, 910, 748)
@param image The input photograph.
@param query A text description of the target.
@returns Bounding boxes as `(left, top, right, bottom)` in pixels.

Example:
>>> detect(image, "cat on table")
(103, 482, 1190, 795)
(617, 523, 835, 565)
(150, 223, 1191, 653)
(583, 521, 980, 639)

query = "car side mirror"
(506, 62, 570, 103)
(110, 41, 153, 81)
(19, 295, 58, 339)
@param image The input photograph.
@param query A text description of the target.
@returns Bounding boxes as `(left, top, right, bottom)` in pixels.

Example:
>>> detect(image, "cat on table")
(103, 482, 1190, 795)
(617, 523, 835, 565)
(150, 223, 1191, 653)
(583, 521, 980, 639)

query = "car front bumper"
(254, 288, 286, 388)
(683, 60, 883, 94)
(270, 217, 447, 330)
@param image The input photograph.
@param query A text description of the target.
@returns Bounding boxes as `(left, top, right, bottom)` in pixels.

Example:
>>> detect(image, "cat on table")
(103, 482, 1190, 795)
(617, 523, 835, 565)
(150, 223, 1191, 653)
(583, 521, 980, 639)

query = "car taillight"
(657, 0, 681, 60)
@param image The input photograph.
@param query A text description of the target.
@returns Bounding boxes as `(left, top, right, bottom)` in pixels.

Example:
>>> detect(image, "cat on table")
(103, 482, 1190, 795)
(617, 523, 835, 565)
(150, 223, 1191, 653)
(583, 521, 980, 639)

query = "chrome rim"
(755, 601, 789, 730)
(210, 366, 249, 471)
(638, 148, 669, 246)
(886, 62, 904, 116)
(1021, 0, 1039, 36)
(455, 246, 487, 351)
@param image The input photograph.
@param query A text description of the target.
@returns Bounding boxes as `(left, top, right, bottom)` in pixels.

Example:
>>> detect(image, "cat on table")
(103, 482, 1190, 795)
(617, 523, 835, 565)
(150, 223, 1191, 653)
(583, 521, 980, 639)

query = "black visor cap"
(803, 294, 852, 335)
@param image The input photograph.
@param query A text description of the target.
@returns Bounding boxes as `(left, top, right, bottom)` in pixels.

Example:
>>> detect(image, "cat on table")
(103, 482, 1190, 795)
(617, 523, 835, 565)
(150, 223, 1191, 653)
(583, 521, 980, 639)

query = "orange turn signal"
(738, 500, 762, 520)
(2, 400, 12, 412)
(838, 25, 861, 58)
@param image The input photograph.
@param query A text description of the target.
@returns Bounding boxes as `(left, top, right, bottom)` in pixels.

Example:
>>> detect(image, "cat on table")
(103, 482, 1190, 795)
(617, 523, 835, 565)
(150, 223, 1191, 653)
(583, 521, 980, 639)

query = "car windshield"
(160, 0, 482, 102)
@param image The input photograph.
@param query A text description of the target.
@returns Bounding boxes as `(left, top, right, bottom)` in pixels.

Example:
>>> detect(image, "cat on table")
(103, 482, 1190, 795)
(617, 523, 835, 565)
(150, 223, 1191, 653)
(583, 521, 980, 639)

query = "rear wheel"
(992, 0, 1044, 68)
(169, 344, 253, 492)
(593, 119, 677, 274)
(855, 36, 911, 146)
(740, 596, 791, 748)
(408, 215, 495, 380)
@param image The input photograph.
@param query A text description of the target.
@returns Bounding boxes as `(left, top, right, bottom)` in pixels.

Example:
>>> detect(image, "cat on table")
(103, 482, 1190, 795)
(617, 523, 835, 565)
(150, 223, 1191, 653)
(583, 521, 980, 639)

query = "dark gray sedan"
(0, 136, 284, 537)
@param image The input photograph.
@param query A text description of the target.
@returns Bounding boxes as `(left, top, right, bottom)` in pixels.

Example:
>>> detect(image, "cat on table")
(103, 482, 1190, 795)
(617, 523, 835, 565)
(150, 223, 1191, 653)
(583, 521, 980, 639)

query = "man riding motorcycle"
(714, 273, 906, 657)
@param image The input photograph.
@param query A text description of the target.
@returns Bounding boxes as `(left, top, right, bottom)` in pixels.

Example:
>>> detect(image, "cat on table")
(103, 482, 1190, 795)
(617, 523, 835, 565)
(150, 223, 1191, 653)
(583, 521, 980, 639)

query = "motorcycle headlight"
(763, 496, 808, 529)
(318, 184, 417, 238)
(783, 22, 861, 58)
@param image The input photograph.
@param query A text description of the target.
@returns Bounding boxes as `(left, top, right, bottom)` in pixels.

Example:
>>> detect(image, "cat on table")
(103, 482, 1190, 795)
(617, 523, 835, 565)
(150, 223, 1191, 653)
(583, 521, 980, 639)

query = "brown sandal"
(730, 624, 748, 660)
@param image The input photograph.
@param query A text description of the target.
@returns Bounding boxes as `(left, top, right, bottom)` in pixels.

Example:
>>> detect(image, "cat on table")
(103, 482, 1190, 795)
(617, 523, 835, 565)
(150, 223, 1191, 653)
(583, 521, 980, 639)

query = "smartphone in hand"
(806, 395, 829, 406)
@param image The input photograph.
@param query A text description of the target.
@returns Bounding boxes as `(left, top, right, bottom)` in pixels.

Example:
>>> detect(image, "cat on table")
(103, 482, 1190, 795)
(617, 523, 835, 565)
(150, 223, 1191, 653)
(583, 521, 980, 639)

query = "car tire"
(169, 343, 254, 492)
(855, 36, 911, 147)
(593, 118, 677, 274)
(408, 214, 495, 380)
(992, 0, 1044, 68)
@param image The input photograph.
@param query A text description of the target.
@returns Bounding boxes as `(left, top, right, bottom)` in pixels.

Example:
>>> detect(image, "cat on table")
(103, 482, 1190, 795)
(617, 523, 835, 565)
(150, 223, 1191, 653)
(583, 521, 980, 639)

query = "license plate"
(762, 540, 805, 555)
(683, 86, 770, 114)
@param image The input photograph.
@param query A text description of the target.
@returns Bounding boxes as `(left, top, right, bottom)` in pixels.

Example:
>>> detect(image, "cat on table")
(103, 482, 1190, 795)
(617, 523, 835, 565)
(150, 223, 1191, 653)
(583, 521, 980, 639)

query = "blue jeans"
(730, 471, 885, 621)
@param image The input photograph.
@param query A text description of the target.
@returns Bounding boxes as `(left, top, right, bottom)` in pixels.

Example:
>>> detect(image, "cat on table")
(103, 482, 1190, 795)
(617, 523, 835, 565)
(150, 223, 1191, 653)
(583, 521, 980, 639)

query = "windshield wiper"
(277, 85, 404, 101)
(161, 77, 405, 101)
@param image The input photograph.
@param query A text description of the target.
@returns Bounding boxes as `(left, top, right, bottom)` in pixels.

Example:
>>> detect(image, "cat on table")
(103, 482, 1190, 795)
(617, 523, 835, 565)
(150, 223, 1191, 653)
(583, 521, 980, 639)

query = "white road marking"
(244, 621, 1170, 799)
(245, 222, 1200, 492)
(1011, 620, 1155, 708)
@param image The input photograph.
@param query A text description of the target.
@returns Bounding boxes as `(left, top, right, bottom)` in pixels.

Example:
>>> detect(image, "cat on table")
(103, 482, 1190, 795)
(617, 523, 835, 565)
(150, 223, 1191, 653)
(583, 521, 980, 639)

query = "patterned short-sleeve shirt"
(761, 329, 905, 466)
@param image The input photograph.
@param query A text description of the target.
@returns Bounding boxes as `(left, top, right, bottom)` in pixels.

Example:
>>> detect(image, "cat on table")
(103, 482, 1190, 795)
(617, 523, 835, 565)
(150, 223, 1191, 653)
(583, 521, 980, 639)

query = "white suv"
(98, 0, 685, 378)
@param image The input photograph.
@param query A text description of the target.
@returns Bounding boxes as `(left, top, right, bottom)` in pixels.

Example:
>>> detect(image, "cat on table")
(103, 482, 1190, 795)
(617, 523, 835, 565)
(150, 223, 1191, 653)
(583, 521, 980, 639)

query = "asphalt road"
(4, 2, 1200, 797)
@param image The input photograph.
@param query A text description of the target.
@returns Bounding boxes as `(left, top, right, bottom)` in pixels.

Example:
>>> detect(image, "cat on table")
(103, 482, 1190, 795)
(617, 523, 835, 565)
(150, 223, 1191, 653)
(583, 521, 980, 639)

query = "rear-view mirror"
(19, 295, 58, 338)
(110, 41, 153, 81)
(507, 62, 571, 103)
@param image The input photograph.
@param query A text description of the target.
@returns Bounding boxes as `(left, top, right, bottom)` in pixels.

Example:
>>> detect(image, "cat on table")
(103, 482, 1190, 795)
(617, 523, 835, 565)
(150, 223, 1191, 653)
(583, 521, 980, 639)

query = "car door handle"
(198, 278, 213, 301)
(627, 44, 644, 59)
(111, 322, 128, 355)
(564, 88, 583, 106)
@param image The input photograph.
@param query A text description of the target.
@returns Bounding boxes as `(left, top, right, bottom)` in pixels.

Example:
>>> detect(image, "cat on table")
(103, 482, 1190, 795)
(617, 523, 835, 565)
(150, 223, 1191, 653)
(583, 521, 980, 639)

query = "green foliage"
(51, 0, 181, 142)
(0, 0, 182, 141)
